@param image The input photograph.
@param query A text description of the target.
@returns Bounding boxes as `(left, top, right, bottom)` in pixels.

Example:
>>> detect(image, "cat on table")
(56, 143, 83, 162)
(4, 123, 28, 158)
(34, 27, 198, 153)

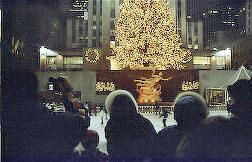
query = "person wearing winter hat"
(78, 130, 108, 161)
(104, 90, 158, 160)
(157, 91, 208, 158)
(227, 79, 252, 121)
(176, 79, 252, 159)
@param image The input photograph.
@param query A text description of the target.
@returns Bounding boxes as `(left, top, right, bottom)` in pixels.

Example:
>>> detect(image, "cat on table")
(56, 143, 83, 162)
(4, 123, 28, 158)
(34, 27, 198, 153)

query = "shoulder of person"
(137, 114, 152, 124)
(158, 125, 179, 136)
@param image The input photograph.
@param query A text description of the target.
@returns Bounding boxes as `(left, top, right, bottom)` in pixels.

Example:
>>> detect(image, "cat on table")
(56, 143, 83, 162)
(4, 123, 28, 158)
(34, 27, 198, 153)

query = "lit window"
(63, 56, 83, 64)
(47, 57, 56, 65)
(110, 41, 115, 48)
(193, 56, 211, 65)
(194, 45, 199, 49)
(216, 57, 225, 65)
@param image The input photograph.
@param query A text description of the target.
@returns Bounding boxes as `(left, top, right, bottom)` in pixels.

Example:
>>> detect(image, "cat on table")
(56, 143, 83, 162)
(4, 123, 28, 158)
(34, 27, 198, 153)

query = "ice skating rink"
(75, 111, 229, 154)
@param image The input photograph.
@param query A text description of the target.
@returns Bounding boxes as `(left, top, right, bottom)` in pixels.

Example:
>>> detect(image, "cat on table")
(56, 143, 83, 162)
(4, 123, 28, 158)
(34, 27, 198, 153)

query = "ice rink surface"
(75, 111, 229, 154)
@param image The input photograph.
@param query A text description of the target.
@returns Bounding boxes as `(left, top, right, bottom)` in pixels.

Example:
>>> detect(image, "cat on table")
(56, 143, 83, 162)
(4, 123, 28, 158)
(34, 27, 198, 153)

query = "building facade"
(174, 0, 204, 50)
(38, 0, 249, 71)
(2, 0, 61, 72)
(39, 0, 123, 71)
(246, 0, 252, 35)
(174, 0, 246, 50)
(62, 0, 122, 51)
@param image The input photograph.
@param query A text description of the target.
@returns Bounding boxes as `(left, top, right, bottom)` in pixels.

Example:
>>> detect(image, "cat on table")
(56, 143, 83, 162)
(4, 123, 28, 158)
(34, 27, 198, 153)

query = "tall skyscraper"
(230, 0, 252, 68)
(63, 0, 121, 56)
(101, 0, 122, 55)
(174, 0, 246, 50)
(64, 0, 93, 48)
(246, 0, 252, 35)
(174, 0, 206, 50)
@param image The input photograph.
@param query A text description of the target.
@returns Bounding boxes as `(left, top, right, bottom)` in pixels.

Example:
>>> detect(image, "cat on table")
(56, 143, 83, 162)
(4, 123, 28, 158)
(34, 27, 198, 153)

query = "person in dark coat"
(177, 79, 252, 159)
(87, 102, 92, 116)
(155, 102, 160, 115)
(160, 108, 172, 127)
(157, 91, 209, 158)
(50, 76, 89, 117)
(77, 130, 109, 162)
(2, 71, 89, 161)
(105, 90, 158, 161)
(99, 103, 105, 124)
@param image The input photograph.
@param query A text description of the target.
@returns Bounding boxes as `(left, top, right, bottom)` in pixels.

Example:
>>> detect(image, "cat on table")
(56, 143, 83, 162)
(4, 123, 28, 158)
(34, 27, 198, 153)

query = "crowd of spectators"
(2, 70, 252, 161)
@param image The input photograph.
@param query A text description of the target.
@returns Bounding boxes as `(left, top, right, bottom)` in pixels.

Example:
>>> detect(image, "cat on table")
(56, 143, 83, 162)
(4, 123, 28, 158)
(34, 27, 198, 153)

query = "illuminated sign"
(182, 81, 199, 91)
(96, 82, 116, 92)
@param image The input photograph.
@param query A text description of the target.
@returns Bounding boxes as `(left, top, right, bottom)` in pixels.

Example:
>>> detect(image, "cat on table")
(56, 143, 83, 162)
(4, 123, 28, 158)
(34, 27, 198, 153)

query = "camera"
(48, 77, 61, 92)
(47, 77, 55, 91)
(48, 77, 73, 93)
(47, 83, 54, 91)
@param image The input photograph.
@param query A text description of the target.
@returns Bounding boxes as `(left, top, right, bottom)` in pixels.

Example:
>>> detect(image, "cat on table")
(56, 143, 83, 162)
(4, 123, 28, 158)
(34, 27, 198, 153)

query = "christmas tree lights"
(108, 0, 191, 70)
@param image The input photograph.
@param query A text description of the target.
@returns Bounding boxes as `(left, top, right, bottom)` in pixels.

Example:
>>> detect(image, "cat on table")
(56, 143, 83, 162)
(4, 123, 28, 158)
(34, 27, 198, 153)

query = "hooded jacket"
(158, 91, 208, 157)
(104, 90, 157, 159)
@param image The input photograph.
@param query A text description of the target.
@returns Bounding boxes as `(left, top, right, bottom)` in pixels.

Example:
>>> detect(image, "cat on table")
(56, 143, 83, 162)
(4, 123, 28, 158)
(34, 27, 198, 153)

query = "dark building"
(175, 0, 246, 50)
(2, 0, 62, 72)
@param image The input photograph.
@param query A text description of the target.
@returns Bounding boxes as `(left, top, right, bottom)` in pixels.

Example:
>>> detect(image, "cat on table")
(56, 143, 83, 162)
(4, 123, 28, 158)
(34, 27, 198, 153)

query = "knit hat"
(173, 91, 209, 126)
(227, 79, 252, 118)
(82, 130, 99, 148)
(105, 90, 138, 114)
(227, 79, 252, 102)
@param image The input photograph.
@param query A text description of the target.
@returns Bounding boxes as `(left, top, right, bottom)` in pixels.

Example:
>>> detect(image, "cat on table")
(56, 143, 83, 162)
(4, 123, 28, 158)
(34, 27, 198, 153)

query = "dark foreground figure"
(2, 71, 90, 161)
(177, 79, 252, 160)
(75, 130, 109, 162)
(158, 91, 208, 159)
(105, 90, 158, 161)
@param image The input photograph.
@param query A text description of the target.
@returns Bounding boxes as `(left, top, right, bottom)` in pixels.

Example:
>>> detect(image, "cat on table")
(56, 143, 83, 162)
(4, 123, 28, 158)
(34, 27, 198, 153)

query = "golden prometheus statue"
(134, 70, 172, 104)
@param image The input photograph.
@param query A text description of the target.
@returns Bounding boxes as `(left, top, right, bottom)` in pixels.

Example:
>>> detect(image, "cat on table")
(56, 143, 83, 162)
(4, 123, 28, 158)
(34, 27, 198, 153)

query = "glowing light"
(182, 81, 199, 91)
(108, 0, 191, 70)
(96, 82, 116, 92)
(85, 48, 100, 63)
(134, 70, 172, 103)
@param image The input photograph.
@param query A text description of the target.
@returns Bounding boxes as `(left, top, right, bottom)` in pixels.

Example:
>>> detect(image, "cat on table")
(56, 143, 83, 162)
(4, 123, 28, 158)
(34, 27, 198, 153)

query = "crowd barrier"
(138, 105, 227, 113)
(138, 105, 174, 113)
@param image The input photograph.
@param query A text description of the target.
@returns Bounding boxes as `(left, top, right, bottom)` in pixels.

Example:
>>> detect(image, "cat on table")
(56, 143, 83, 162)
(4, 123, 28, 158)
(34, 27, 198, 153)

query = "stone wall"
(199, 70, 237, 97)
(36, 70, 239, 104)
(36, 71, 107, 104)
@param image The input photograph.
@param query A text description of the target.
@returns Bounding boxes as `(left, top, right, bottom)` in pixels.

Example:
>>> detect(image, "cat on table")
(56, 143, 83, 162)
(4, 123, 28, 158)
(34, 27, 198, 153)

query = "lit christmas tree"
(108, 0, 191, 70)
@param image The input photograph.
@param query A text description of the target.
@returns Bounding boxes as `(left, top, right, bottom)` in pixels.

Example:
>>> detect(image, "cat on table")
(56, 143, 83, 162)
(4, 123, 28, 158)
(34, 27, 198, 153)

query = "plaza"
(2, 0, 252, 160)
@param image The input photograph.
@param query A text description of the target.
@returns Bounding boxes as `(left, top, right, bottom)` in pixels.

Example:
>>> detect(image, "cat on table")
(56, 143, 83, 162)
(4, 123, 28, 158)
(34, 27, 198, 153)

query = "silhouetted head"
(3, 71, 39, 104)
(82, 130, 99, 150)
(173, 91, 208, 128)
(227, 79, 252, 119)
(105, 90, 138, 119)
(2, 70, 40, 120)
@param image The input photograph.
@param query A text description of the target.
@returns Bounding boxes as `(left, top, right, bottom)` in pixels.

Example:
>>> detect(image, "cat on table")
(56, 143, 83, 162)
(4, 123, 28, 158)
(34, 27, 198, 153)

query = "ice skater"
(155, 102, 160, 115)
(160, 108, 171, 127)
(99, 103, 105, 124)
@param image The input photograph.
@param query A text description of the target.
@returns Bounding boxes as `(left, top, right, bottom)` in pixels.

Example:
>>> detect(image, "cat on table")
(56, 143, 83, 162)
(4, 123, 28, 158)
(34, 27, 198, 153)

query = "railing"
(138, 104, 227, 113)
(208, 105, 227, 111)
(138, 105, 174, 113)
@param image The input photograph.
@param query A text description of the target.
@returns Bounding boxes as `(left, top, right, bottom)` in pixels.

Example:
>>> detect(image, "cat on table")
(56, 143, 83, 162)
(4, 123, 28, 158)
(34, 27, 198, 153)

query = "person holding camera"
(2, 71, 90, 160)
(49, 77, 89, 116)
